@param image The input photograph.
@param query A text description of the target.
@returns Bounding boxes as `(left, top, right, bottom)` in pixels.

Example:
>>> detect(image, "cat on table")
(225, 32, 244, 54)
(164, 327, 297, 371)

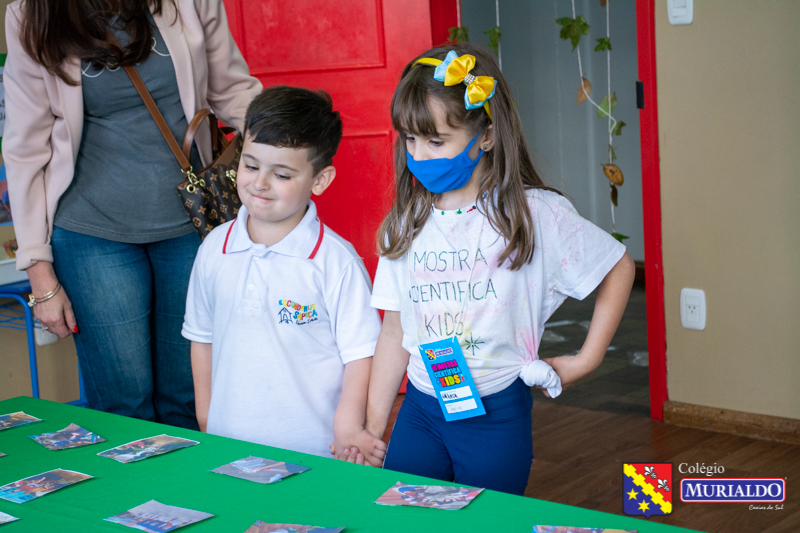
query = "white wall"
(462, 0, 644, 261)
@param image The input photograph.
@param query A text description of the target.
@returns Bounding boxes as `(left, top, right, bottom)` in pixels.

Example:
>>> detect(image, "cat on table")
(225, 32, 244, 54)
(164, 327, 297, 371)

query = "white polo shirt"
(182, 201, 381, 457)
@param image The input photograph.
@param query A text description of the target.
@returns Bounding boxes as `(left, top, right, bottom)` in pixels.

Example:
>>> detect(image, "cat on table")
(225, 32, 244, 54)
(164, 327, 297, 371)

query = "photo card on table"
(98, 434, 198, 463)
(533, 526, 636, 533)
(0, 412, 41, 432)
(0, 511, 19, 524)
(0, 469, 92, 504)
(30, 423, 105, 450)
(375, 481, 484, 510)
(211, 456, 310, 484)
(243, 522, 344, 533)
(105, 500, 213, 532)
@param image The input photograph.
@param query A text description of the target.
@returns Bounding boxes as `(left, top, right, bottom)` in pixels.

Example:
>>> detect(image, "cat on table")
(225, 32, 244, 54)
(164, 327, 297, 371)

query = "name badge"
(418, 337, 486, 421)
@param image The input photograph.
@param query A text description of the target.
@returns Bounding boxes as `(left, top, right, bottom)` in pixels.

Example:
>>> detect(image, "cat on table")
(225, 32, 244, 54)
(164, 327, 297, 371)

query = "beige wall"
(0, 0, 81, 403)
(656, 1, 800, 419)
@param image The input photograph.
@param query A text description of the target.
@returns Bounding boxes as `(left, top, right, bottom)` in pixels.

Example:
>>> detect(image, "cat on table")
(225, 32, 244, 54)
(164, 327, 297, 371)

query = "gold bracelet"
(27, 282, 62, 308)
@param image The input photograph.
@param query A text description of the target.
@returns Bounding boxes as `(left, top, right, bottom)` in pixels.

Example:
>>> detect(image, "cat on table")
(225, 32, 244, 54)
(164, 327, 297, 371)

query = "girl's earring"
(482, 144, 489, 150)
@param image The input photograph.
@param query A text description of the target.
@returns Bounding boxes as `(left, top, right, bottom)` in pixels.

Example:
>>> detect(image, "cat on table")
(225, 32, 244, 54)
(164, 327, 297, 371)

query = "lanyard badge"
(419, 336, 486, 421)
(409, 214, 488, 422)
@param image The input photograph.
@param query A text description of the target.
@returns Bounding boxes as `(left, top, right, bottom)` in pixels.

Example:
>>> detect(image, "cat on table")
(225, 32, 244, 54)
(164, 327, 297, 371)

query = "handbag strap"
(109, 33, 192, 172)
(182, 108, 220, 161)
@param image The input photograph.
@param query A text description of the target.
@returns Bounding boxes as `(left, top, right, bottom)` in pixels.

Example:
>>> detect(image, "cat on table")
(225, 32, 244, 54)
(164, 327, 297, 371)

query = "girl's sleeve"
(370, 255, 402, 311)
(3, 4, 58, 270)
(534, 191, 626, 300)
(194, 0, 262, 132)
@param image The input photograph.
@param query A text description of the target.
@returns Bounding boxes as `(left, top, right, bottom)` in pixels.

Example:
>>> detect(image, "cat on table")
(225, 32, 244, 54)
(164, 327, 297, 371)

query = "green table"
(0, 397, 696, 532)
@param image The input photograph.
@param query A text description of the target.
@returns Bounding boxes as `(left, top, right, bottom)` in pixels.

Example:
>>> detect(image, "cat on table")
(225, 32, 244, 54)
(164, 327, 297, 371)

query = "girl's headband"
(413, 50, 497, 120)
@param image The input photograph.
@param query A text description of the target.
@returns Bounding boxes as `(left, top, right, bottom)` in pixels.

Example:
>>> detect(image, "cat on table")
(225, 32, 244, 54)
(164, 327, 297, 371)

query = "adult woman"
(4, 0, 262, 429)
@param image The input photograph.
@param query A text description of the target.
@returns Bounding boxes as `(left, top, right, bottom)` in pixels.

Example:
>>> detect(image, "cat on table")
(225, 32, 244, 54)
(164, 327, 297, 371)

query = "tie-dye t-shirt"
(371, 189, 626, 398)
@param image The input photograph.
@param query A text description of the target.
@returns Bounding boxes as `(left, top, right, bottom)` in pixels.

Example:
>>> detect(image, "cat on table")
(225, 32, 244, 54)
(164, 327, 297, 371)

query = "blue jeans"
(51, 226, 200, 429)
(383, 378, 534, 495)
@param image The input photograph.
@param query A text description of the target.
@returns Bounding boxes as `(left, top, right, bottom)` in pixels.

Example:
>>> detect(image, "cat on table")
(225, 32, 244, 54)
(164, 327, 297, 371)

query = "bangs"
(391, 73, 440, 137)
(390, 63, 484, 139)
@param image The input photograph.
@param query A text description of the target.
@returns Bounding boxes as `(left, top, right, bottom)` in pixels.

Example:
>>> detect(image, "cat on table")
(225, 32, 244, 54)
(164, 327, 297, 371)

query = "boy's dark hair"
(244, 86, 343, 174)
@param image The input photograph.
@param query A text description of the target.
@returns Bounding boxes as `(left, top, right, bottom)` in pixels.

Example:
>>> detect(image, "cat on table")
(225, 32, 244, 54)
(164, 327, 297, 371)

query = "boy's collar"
(223, 201, 323, 259)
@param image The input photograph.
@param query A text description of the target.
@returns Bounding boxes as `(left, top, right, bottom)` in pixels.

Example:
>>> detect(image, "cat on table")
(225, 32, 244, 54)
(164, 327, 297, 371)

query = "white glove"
(520, 359, 562, 398)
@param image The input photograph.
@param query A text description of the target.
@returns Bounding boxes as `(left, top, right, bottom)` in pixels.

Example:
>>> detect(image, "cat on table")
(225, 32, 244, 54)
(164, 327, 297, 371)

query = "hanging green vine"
(448, 26, 470, 44)
(557, 0, 628, 243)
(484, 26, 501, 55)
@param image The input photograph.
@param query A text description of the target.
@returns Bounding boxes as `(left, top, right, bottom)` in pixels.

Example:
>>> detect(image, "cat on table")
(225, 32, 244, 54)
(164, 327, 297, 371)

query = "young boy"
(182, 86, 384, 460)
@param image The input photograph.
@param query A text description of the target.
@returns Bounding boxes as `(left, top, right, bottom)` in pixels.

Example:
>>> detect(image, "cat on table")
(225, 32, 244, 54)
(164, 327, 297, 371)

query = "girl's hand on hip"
(540, 354, 594, 395)
(26, 261, 78, 339)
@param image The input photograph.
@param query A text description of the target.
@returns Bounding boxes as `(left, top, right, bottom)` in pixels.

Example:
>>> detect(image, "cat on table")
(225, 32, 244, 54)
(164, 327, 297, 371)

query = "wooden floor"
(384, 395, 800, 533)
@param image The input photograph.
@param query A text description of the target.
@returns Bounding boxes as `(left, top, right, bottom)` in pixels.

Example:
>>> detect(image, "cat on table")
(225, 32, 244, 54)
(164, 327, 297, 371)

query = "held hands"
(330, 427, 387, 467)
(26, 262, 78, 339)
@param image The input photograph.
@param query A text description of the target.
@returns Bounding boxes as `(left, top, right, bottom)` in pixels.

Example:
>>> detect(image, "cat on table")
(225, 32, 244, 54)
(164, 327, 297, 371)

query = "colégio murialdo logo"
(680, 478, 785, 503)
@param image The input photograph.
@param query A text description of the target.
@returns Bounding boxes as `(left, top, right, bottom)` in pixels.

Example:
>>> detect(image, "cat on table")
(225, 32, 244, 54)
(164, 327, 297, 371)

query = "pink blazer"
(3, 0, 263, 270)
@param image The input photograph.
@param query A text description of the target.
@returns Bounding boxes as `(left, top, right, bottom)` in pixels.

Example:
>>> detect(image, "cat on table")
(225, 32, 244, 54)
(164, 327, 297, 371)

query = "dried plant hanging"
(557, 0, 628, 243)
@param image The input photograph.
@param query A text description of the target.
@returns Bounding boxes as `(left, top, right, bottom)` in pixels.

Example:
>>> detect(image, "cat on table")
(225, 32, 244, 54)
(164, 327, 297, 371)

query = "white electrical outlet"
(667, 0, 693, 25)
(680, 288, 706, 330)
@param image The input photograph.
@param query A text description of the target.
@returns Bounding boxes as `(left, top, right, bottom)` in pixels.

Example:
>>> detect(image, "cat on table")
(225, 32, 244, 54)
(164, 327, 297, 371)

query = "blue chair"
(0, 279, 87, 406)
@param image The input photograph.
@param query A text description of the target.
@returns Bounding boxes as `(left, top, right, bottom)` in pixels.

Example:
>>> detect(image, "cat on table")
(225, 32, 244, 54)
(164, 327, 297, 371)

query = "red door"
(223, 0, 433, 277)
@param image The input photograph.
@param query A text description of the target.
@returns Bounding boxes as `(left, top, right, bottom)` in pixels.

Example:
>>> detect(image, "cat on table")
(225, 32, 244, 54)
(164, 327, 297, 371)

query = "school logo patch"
(424, 347, 454, 360)
(623, 463, 673, 517)
(277, 299, 319, 325)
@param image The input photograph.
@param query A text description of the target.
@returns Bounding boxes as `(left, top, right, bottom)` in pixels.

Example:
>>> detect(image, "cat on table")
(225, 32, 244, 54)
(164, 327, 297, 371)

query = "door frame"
(635, 0, 667, 421)
(430, 0, 669, 420)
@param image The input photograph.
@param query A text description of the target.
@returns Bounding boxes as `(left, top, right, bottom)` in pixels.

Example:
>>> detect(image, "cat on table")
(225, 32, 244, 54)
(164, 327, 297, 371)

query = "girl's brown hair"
(378, 43, 560, 271)
(19, 0, 176, 86)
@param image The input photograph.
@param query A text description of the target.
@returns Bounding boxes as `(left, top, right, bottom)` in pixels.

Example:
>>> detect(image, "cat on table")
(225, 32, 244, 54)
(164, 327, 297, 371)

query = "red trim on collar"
(222, 216, 323, 257)
(222, 221, 235, 254)
(308, 218, 324, 260)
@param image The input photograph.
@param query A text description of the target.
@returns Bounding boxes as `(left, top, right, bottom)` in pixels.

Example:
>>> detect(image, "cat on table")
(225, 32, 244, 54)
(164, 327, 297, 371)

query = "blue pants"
(51, 226, 200, 429)
(383, 378, 534, 495)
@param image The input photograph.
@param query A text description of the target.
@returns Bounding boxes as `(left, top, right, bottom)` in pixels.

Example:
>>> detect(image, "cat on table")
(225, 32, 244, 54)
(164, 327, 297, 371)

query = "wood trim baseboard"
(664, 401, 800, 445)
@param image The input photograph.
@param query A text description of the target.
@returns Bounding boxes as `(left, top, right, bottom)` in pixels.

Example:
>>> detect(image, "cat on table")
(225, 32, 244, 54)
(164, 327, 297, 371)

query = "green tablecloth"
(0, 397, 696, 532)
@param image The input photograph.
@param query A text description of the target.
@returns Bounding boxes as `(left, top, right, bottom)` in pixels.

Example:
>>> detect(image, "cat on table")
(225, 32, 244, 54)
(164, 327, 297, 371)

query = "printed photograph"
(243, 522, 344, 533)
(105, 500, 213, 532)
(0, 511, 19, 524)
(0, 469, 92, 504)
(375, 481, 484, 511)
(29, 423, 105, 450)
(98, 434, 199, 463)
(533, 528, 637, 533)
(0, 452, 6, 458)
(211, 456, 310, 484)
(0, 165, 12, 226)
(0, 411, 42, 432)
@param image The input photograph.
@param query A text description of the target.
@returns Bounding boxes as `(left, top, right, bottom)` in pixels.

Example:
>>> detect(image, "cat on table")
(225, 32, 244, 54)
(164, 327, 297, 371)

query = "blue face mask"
(406, 135, 484, 194)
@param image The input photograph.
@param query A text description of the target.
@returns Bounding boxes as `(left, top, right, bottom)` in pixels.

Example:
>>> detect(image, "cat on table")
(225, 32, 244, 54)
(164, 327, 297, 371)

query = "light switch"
(667, 0, 693, 25)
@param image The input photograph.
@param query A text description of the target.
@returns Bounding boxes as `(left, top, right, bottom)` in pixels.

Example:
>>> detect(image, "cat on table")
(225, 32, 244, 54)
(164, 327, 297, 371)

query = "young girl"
(343, 44, 634, 495)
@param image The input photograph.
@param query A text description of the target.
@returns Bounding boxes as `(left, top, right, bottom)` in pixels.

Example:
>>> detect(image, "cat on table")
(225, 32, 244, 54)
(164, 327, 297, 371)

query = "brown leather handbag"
(120, 57, 242, 240)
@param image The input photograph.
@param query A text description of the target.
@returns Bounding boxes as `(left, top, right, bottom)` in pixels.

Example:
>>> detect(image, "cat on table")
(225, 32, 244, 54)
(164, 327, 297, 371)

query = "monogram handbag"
(120, 57, 242, 239)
